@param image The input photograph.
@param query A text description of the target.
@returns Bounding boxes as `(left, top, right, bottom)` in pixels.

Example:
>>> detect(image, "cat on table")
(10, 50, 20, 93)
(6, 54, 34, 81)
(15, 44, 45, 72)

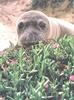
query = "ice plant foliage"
(0, 36, 74, 99)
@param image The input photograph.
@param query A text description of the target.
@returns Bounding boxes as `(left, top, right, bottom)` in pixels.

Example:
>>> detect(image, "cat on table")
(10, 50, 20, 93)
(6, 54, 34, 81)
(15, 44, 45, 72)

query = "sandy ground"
(0, 0, 74, 51)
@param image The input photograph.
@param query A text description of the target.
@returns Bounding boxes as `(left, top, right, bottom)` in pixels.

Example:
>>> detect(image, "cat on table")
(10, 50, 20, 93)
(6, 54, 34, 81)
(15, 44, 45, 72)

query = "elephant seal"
(16, 10, 74, 47)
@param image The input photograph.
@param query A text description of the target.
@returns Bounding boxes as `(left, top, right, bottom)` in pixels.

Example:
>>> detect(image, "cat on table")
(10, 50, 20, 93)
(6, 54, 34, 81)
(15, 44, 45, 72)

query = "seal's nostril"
(28, 33, 33, 41)
(33, 32, 38, 35)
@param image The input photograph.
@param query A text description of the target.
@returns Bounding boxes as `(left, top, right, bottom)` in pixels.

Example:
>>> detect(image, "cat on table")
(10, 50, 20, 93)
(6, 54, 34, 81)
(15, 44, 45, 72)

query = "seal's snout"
(21, 31, 39, 46)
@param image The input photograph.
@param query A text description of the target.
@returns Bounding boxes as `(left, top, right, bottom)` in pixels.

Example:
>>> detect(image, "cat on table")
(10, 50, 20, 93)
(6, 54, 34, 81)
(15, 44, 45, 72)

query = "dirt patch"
(0, 0, 31, 25)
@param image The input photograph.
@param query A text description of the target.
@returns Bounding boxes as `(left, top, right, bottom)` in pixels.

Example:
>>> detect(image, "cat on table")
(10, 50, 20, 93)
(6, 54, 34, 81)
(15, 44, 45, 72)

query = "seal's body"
(17, 10, 74, 47)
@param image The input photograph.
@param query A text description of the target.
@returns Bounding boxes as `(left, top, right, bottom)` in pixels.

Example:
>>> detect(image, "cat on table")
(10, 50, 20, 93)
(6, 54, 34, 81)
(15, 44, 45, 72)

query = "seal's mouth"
(22, 41, 39, 47)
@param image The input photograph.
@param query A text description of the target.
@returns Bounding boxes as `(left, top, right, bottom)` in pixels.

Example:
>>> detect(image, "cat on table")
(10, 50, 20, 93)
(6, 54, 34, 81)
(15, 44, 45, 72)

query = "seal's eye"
(39, 21, 46, 29)
(18, 22, 24, 29)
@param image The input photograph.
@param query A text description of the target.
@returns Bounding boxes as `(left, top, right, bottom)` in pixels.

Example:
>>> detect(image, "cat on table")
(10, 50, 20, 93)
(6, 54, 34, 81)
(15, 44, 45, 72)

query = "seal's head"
(17, 10, 50, 47)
